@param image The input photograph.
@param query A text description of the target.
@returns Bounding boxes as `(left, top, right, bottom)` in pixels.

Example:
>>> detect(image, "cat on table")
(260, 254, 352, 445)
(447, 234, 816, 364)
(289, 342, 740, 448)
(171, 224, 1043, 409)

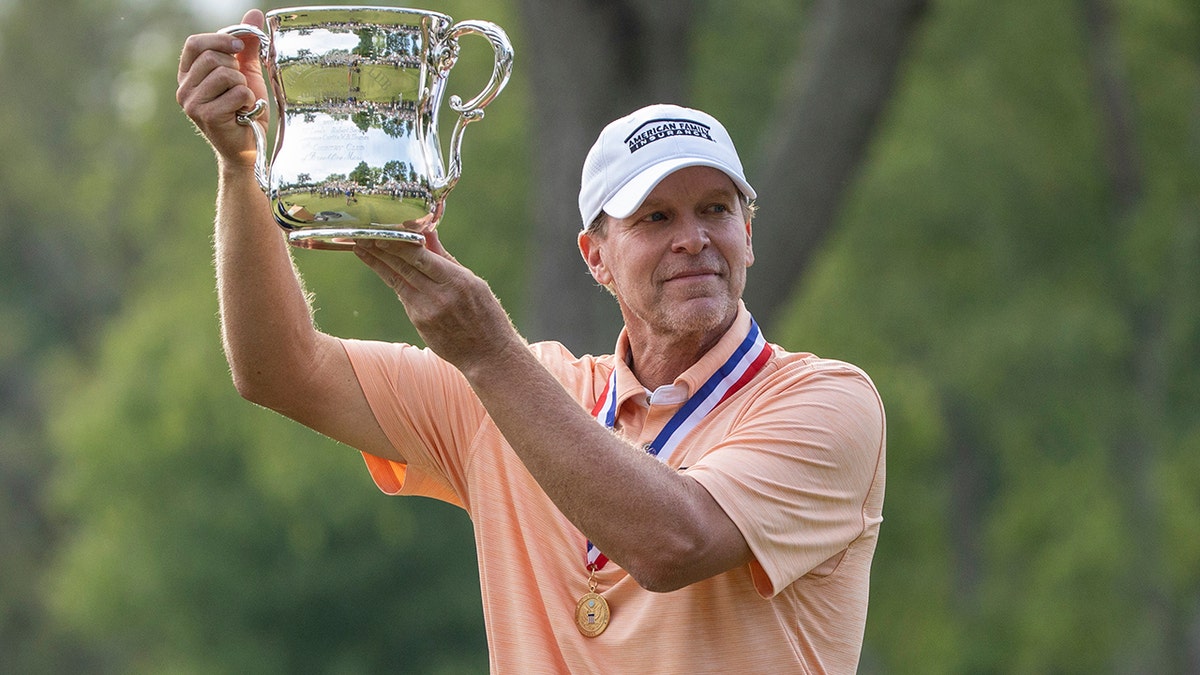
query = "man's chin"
(660, 296, 737, 335)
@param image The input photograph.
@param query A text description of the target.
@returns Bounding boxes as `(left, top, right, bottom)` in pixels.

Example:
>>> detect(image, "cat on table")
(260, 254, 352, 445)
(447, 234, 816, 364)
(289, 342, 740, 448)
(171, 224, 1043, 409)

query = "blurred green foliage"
(0, 0, 1196, 672)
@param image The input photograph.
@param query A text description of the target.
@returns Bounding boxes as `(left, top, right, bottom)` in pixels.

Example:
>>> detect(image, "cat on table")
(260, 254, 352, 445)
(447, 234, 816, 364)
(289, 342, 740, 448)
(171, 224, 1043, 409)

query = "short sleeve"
(686, 361, 886, 597)
(340, 338, 487, 506)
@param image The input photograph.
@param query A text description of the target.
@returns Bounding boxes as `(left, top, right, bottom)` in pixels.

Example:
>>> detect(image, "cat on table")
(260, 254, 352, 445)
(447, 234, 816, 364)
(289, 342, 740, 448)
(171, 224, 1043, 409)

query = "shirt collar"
(610, 301, 753, 409)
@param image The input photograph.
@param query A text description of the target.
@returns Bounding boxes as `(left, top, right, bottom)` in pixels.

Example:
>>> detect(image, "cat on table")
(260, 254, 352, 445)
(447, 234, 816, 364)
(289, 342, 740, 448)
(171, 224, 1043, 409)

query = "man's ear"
(578, 230, 612, 285)
(744, 218, 754, 268)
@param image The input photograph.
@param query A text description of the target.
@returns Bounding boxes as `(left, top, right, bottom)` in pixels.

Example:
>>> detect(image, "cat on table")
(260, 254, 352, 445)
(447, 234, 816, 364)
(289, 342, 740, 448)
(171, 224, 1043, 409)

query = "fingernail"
(231, 38, 245, 51)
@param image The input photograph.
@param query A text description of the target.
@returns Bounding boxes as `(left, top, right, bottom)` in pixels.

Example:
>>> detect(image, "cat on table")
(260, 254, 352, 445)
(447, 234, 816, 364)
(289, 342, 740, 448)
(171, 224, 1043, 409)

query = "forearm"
(464, 341, 751, 591)
(214, 162, 321, 405)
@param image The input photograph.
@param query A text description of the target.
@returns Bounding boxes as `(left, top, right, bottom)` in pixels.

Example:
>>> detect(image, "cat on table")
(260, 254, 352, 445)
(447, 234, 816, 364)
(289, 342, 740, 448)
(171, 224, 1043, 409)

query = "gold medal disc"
(575, 591, 610, 637)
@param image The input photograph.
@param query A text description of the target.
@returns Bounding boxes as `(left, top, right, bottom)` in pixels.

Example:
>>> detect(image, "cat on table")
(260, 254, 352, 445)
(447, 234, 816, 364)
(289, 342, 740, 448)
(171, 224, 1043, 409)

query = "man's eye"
(645, 212, 667, 222)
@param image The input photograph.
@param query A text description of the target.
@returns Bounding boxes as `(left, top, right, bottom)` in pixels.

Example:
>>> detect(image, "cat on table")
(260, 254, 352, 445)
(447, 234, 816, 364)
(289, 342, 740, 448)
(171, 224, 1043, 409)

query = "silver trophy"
(221, 6, 513, 249)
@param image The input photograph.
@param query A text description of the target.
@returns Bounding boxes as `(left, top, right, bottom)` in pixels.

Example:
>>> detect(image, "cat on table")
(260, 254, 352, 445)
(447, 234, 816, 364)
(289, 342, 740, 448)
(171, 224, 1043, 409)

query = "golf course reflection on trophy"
(222, 6, 513, 249)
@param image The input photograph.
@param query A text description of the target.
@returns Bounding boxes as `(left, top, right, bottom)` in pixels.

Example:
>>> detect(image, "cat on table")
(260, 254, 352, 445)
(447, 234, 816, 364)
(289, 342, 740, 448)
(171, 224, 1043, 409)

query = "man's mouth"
(665, 269, 720, 282)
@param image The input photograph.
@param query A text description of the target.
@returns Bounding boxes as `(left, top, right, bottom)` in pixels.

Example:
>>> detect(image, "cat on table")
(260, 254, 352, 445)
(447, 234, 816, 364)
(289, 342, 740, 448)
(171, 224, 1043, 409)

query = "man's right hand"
(176, 9, 268, 167)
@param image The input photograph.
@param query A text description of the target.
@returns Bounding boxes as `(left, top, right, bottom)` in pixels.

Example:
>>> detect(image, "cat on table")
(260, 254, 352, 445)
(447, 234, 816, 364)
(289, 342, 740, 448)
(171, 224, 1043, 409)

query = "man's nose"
(671, 215, 710, 254)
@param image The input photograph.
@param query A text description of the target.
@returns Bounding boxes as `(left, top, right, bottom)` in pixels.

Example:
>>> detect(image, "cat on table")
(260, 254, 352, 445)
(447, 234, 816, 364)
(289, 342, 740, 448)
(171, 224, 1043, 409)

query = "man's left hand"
(353, 232, 522, 372)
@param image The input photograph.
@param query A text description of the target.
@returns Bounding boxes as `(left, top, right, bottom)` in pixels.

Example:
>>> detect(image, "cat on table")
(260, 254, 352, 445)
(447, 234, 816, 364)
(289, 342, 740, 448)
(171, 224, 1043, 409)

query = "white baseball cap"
(578, 104, 756, 229)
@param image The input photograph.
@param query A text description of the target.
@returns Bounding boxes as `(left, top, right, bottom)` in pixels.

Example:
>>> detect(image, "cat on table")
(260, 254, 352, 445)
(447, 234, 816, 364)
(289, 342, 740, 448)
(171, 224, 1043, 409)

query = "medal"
(575, 569, 610, 637)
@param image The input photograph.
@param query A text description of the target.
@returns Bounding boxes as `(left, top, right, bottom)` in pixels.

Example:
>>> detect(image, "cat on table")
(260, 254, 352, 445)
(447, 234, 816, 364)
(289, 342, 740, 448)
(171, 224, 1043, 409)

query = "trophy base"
(288, 228, 427, 251)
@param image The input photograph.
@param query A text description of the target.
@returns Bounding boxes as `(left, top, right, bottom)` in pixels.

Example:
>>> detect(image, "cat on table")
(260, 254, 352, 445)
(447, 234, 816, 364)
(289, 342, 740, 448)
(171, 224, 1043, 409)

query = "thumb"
(241, 8, 265, 28)
(233, 9, 266, 67)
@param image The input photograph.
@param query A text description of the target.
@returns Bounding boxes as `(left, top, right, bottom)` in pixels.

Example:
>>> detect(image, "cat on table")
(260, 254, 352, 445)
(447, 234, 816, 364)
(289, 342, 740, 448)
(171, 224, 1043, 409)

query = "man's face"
(579, 166, 754, 343)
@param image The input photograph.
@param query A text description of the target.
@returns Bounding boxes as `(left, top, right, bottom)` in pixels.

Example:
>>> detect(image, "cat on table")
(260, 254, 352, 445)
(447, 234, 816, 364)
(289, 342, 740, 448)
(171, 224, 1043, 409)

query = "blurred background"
(1, 0, 1197, 672)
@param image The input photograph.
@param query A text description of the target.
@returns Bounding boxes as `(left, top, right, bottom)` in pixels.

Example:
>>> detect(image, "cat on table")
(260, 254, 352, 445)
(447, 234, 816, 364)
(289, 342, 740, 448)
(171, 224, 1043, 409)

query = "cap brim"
(602, 158, 757, 219)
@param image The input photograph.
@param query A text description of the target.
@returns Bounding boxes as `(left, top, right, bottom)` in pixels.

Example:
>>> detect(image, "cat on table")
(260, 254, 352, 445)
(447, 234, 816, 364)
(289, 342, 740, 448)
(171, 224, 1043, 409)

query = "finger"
(178, 33, 245, 80)
(354, 244, 419, 295)
(177, 60, 256, 123)
(177, 51, 244, 102)
(203, 82, 260, 123)
(422, 230, 460, 265)
(373, 239, 456, 287)
(357, 243, 405, 291)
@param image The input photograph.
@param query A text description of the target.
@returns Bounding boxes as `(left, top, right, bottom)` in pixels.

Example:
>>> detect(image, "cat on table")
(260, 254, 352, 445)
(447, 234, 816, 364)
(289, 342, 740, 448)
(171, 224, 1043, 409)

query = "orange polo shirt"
(341, 304, 886, 674)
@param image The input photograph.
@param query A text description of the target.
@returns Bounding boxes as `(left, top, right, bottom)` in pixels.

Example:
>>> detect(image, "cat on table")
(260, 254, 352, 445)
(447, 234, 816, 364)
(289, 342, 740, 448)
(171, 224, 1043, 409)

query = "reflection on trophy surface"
(223, 6, 513, 249)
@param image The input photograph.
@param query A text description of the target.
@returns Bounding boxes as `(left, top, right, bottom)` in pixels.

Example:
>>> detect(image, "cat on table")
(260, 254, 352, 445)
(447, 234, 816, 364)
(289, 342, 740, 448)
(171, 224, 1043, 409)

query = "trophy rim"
(288, 227, 427, 250)
(266, 5, 453, 22)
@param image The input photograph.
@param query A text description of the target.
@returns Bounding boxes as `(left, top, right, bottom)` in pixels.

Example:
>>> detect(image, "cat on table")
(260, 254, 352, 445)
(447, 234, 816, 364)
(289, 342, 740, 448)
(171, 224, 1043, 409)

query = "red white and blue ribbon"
(585, 318, 771, 571)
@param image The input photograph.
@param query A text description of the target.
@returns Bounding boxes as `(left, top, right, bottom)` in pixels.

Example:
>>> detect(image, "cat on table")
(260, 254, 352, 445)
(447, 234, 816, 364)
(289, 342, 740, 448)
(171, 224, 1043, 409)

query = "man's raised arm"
(176, 10, 397, 462)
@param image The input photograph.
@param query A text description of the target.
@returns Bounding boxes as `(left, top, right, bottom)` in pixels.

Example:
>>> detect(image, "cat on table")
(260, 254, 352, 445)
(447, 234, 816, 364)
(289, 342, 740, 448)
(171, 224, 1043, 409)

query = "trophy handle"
(441, 20, 514, 189)
(218, 23, 272, 193)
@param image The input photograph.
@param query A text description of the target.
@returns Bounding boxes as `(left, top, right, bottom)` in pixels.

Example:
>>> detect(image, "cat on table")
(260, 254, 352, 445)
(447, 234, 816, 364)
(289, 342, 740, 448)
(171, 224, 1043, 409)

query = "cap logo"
(624, 118, 713, 153)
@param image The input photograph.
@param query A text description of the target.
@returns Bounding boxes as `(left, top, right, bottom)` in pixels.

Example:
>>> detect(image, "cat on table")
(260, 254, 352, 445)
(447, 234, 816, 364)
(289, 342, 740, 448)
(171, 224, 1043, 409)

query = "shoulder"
(526, 340, 618, 406)
(751, 349, 886, 444)
(527, 340, 615, 377)
(767, 348, 881, 400)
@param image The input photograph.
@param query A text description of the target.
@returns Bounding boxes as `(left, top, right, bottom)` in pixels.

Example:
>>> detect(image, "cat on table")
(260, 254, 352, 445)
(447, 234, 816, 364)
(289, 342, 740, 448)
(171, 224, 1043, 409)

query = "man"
(177, 10, 885, 673)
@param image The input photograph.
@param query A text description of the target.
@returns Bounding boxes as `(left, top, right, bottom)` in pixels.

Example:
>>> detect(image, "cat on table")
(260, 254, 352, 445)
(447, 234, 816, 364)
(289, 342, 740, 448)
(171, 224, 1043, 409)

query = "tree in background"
(0, 0, 179, 670)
